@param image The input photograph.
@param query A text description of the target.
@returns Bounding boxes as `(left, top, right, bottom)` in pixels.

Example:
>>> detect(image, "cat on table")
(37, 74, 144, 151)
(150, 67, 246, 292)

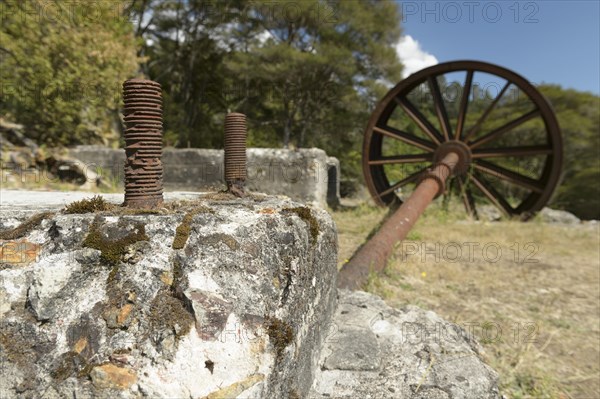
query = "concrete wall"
(68, 146, 340, 207)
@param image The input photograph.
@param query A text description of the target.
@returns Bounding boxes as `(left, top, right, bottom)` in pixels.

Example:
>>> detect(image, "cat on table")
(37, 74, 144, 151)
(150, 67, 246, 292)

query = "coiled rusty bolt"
(224, 112, 247, 197)
(122, 78, 164, 208)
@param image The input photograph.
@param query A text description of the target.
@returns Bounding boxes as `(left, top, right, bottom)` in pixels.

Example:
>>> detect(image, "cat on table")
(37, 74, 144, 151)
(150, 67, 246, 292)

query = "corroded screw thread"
(224, 112, 247, 197)
(122, 78, 163, 208)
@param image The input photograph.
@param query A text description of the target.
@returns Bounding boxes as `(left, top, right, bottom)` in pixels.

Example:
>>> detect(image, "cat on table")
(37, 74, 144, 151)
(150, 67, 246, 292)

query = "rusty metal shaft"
(338, 152, 459, 290)
(224, 112, 247, 197)
(122, 79, 164, 208)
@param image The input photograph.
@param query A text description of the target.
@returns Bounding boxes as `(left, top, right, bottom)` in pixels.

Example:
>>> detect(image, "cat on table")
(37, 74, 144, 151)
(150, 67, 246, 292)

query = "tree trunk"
(283, 117, 291, 148)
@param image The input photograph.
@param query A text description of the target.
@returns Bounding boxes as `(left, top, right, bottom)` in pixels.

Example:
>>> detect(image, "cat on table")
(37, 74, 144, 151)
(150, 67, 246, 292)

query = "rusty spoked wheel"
(363, 60, 562, 220)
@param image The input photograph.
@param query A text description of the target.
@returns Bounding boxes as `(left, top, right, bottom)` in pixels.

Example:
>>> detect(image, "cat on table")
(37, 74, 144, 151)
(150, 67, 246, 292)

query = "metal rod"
(224, 112, 247, 197)
(122, 79, 164, 208)
(338, 152, 459, 290)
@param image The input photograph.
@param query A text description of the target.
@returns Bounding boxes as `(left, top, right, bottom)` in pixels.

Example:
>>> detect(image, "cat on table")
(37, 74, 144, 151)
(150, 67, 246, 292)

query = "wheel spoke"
(456, 175, 478, 218)
(395, 97, 444, 144)
(470, 173, 514, 216)
(455, 70, 473, 141)
(472, 145, 553, 159)
(368, 153, 432, 165)
(428, 76, 453, 141)
(469, 109, 540, 149)
(473, 159, 544, 193)
(462, 81, 511, 142)
(379, 167, 427, 197)
(373, 125, 436, 152)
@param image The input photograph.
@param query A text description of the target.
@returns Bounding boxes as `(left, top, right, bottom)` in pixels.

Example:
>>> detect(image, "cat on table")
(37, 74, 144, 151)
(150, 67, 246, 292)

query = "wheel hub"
(433, 140, 471, 176)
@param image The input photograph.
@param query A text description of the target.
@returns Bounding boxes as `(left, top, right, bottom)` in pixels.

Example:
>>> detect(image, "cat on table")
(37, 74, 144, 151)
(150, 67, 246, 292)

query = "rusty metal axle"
(338, 152, 459, 290)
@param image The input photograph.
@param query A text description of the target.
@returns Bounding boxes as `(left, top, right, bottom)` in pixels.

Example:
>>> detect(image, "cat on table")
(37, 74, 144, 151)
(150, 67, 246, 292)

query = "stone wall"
(68, 146, 340, 207)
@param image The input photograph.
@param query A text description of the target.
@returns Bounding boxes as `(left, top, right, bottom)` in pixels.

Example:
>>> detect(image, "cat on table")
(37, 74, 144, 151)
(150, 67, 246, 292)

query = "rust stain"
(91, 364, 137, 390)
(259, 208, 276, 215)
(116, 304, 134, 325)
(73, 337, 88, 354)
(0, 240, 41, 265)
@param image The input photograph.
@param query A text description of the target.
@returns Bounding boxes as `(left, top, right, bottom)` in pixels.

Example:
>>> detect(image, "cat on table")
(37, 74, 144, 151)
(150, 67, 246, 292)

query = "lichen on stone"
(50, 351, 87, 381)
(0, 211, 54, 240)
(283, 207, 319, 245)
(203, 233, 240, 251)
(82, 217, 149, 264)
(102, 264, 138, 332)
(264, 316, 294, 361)
(64, 195, 114, 214)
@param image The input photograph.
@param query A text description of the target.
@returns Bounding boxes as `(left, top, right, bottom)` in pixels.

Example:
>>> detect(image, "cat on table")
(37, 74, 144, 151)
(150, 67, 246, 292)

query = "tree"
(226, 0, 403, 154)
(540, 85, 600, 219)
(128, 0, 246, 148)
(0, 1, 139, 146)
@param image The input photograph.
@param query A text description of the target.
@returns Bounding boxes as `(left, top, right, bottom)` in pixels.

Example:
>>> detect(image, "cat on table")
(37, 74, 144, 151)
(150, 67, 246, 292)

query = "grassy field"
(332, 201, 600, 399)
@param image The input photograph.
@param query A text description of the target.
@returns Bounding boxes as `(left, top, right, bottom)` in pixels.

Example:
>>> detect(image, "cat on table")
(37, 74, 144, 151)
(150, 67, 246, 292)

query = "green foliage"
(0, 0, 139, 146)
(539, 85, 600, 219)
(226, 0, 403, 179)
(130, 0, 403, 180)
(130, 0, 240, 148)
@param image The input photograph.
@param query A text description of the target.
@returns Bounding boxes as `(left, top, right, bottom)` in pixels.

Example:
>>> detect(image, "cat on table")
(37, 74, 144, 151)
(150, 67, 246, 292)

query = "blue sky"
(394, 0, 600, 94)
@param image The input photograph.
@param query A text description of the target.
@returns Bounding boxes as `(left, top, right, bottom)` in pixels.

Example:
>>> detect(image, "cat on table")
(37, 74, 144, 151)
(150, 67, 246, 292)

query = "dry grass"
(332, 202, 600, 399)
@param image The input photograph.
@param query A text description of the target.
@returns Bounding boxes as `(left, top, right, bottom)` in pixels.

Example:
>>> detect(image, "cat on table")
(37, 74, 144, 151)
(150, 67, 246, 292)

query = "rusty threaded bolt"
(224, 112, 247, 197)
(122, 78, 164, 208)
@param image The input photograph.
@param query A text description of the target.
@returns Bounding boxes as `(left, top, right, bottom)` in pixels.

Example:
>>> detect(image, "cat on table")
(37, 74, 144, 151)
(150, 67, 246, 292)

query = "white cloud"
(395, 35, 438, 78)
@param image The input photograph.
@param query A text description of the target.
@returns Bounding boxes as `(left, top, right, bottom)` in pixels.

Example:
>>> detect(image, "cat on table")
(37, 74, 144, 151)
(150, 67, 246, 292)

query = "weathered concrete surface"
(0, 195, 338, 398)
(310, 290, 500, 399)
(68, 146, 339, 207)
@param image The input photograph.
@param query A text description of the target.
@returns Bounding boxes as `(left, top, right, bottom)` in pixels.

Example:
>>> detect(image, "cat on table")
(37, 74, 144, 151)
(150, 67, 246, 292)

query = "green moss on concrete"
(283, 207, 319, 245)
(83, 217, 149, 264)
(0, 211, 54, 240)
(172, 206, 214, 249)
(107, 265, 119, 284)
(264, 316, 294, 361)
(172, 213, 194, 249)
(148, 288, 195, 340)
(172, 258, 183, 287)
(64, 195, 114, 214)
